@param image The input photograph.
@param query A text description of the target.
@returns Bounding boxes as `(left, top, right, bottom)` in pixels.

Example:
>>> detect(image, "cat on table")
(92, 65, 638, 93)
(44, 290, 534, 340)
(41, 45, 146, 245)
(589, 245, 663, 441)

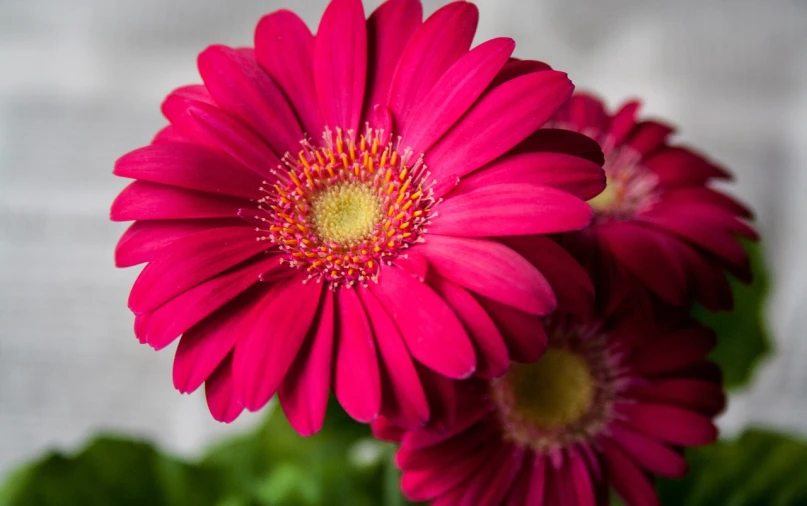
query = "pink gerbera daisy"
(110, 0, 603, 433)
(550, 94, 757, 312)
(377, 311, 724, 505)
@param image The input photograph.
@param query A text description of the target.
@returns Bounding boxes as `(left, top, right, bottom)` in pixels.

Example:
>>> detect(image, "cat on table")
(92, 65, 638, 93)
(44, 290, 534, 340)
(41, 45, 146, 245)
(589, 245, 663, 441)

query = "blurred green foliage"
(694, 240, 771, 390)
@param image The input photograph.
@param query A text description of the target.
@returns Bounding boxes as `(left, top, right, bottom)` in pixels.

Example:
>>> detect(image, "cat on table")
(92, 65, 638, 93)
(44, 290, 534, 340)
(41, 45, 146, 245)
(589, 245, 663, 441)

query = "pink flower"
(378, 311, 724, 505)
(551, 94, 757, 312)
(111, 0, 602, 433)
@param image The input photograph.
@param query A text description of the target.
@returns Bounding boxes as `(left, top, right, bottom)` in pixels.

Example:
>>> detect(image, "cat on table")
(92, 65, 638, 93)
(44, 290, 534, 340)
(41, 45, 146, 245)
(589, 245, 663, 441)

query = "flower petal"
(432, 183, 592, 237)
(403, 37, 515, 154)
(314, 0, 367, 134)
(644, 146, 731, 187)
(420, 235, 555, 315)
(334, 288, 382, 422)
(128, 226, 267, 313)
(616, 402, 718, 446)
(110, 181, 244, 221)
(233, 277, 323, 411)
(205, 353, 244, 423)
(358, 287, 429, 428)
(427, 70, 573, 181)
(489, 58, 552, 89)
(515, 128, 604, 166)
(369, 265, 475, 379)
(114, 142, 263, 199)
(629, 378, 726, 416)
(364, 0, 422, 120)
(600, 439, 660, 506)
(254, 9, 322, 136)
(279, 290, 335, 436)
(477, 296, 548, 363)
(387, 1, 478, 130)
(609, 423, 689, 478)
(629, 327, 716, 376)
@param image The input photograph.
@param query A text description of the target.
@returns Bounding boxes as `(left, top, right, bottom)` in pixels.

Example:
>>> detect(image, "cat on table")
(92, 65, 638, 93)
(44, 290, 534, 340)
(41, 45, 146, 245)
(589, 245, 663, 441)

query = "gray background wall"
(1, 0, 805, 477)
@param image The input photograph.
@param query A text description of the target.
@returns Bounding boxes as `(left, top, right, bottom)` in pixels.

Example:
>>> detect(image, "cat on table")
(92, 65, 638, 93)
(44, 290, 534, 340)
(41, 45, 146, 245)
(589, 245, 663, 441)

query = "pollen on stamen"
(251, 125, 436, 288)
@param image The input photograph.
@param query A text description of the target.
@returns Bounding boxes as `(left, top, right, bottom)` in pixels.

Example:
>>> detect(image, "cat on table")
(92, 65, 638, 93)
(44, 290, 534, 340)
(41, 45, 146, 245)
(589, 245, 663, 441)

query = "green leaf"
(657, 428, 807, 505)
(0, 436, 225, 506)
(693, 240, 771, 390)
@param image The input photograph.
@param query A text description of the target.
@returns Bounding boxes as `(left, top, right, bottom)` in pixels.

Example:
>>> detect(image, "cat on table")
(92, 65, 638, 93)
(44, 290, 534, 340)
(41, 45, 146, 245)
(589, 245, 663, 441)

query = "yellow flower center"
(506, 348, 595, 429)
(587, 175, 618, 213)
(311, 182, 382, 245)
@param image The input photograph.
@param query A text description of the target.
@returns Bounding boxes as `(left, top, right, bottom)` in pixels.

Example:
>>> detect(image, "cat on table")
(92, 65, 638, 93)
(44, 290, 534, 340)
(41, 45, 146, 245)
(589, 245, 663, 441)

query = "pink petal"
(114, 218, 239, 267)
(143, 256, 279, 350)
(401, 387, 493, 450)
(152, 125, 190, 144)
(429, 276, 509, 379)
(609, 422, 688, 478)
(629, 327, 716, 377)
(370, 416, 405, 442)
(233, 277, 322, 411)
(402, 441, 497, 502)
(114, 142, 263, 199)
(334, 288, 382, 423)
(393, 248, 429, 282)
(489, 58, 552, 89)
(504, 454, 534, 506)
(314, 0, 367, 134)
(397, 419, 499, 470)
(369, 265, 475, 379)
(427, 70, 574, 181)
(676, 239, 734, 311)
(417, 364, 459, 433)
(568, 449, 598, 506)
(501, 235, 594, 318)
(358, 287, 429, 428)
(432, 183, 592, 237)
(364, 0, 422, 121)
(460, 445, 526, 506)
(662, 187, 754, 219)
(596, 221, 690, 306)
(128, 226, 267, 313)
(525, 455, 548, 504)
(110, 181, 244, 221)
(173, 289, 265, 393)
(254, 10, 322, 136)
(420, 234, 555, 315)
(616, 402, 718, 446)
(459, 152, 605, 201)
(478, 296, 548, 363)
(601, 439, 660, 506)
(387, 1, 478, 131)
(605, 100, 640, 150)
(565, 93, 610, 141)
(629, 378, 726, 416)
(515, 128, 604, 166)
(205, 353, 244, 423)
(624, 120, 675, 156)
(403, 37, 515, 154)
(644, 146, 731, 187)
(198, 45, 302, 156)
(279, 290, 335, 436)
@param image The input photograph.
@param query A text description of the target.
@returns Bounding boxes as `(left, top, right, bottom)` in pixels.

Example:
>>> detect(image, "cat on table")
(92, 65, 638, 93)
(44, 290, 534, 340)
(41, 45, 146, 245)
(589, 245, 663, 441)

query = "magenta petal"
(601, 439, 660, 506)
(478, 296, 548, 363)
(279, 291, 335, 436)
(314, 0, 367, 134)
(358, 287, 429, 428)
(489, 58, 552, 89)
(629, 378, 726, 416)
(525, 455, 548, 504)
(173, 289, 264, 394)
(254, 10, 322, 136)
(110, 181, 244, 221)
(566, 93, 610, 140)
(616, 402, 718, 446)
(420, 234, 555, 315)
(644, 146, 731, 186)
(460, 444, 525, 506)
(609, 423, 688, 478)
(205, 353, 244, 423)
(427, 70, 574, 181)
(387, 1, 478, 130)
(605, 100, 640, 150)
(198, 45, 302, 156)
(233, 277, 322, 411)
(115, 219, 239, 267)
(403, 37, 515, 154)
(417, 365, 459, 433)
(625, 120, 675, 157)
(515, 128, 604, 166)
(143, 256, 279, 350)
(364, 0, 422, 121)
(630, 327, 716, 376)
(128, 226, 267, 313)
(152, 125, 190, 144)
(432, 183, 592, 237)
(334, 288, 382, 423)
(114, 142, 263, 199)
(568, 450, 598, 506)
(430, 276, 509, 379)
(502, 235, 594, 318)
(394, 248, 429, 282)
(402, 441, 496, 501)
(369, 265, 475, 379)
(459, 152, 606, 201)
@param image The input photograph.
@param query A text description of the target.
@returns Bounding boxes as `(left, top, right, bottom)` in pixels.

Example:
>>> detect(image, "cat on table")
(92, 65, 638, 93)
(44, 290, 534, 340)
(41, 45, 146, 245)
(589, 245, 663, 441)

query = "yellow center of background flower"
(507, 347, 595, 429)
(311, 182, 382, 246)
(587, 175, 617, 212)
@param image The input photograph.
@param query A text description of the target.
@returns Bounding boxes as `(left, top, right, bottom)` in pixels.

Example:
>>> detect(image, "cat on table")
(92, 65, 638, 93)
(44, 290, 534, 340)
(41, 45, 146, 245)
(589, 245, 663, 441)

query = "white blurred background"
(1, 0, 806, 477)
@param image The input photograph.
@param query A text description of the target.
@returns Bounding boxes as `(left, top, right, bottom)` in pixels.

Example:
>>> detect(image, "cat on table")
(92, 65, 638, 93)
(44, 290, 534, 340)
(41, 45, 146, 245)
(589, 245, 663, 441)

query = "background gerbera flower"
(110, 0, 604, 433)
(380, 311, 724, 505)
(550, 93, 757, 312)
